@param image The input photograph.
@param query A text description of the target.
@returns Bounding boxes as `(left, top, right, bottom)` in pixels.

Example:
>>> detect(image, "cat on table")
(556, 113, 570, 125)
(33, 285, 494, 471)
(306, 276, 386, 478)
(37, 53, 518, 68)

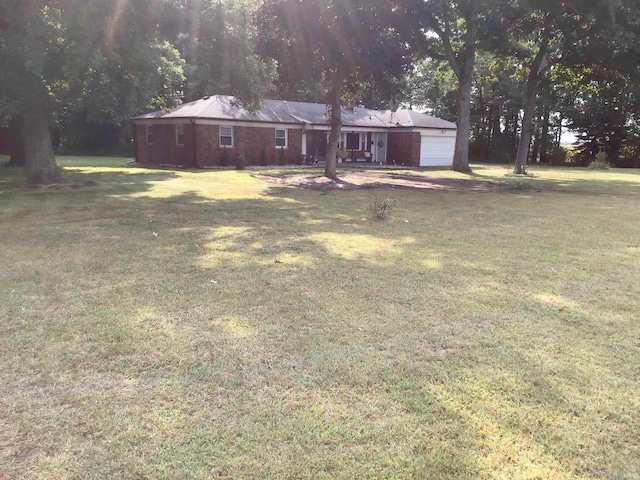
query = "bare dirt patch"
(254, 171, 540, 192)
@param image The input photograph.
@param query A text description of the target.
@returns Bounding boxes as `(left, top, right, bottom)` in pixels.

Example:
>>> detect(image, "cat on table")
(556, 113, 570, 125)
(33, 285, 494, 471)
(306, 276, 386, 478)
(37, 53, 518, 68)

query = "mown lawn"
(1, 157, 639, 479)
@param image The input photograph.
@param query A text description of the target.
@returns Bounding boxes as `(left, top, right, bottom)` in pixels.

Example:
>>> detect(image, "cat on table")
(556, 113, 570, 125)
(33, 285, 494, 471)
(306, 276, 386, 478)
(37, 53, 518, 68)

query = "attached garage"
(419, 132, 456, 167)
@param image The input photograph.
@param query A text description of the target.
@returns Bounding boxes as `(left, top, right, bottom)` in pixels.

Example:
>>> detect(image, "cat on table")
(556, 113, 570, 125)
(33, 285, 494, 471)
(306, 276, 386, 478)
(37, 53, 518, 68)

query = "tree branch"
(429, 18, 461, 79)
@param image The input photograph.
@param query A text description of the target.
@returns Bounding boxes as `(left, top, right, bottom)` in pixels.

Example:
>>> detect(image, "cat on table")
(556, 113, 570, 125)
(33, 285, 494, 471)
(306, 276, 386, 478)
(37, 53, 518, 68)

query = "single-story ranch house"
(132, 95, 457, 168)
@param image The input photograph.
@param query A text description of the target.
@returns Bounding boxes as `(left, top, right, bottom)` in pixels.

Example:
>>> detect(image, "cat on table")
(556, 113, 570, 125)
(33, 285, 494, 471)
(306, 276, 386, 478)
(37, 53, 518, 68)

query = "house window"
(345, 132, 360, 150)
(219, 126, 234, 147)
(275, 128, 288, 149)
(176, 124, 185, 146)
(146, 126, 153, 146)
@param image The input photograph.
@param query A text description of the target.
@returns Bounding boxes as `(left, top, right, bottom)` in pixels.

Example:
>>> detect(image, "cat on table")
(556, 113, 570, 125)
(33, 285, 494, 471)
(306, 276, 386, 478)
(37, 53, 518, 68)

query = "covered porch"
(302, 129, 388, 164)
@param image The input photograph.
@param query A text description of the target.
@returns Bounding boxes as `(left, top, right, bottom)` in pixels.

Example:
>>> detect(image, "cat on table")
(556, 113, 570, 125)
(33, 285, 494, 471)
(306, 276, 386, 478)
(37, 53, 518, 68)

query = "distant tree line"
(1, 0, 639, 183)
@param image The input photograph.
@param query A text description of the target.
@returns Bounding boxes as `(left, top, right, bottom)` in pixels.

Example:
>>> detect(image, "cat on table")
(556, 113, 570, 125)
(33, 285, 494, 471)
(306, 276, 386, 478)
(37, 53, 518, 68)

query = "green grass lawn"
(1, 157, 639, 479)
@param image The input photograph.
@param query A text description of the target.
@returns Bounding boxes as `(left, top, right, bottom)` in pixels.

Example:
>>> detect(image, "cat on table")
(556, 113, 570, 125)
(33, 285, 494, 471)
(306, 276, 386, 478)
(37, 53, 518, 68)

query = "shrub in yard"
(221, 147, 229, 167)
(368, 192, 397, 220)
(259, 147, 267, 166)
(235, 154, 246, 170)
(589, 150, 611, 169)
(278, 148, 286, 166)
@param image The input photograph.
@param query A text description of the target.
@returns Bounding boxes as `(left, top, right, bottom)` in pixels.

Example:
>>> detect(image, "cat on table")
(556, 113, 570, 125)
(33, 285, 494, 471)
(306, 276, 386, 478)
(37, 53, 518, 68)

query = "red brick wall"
(134, 122, 433, 169)
(196, 124, 303, 167)
(135, 122, 196, 167)
(134, 124, 149, 164)
(387, 132, 421, 167)
(135, 121, 308, 167)
(0, 127, 10, 155)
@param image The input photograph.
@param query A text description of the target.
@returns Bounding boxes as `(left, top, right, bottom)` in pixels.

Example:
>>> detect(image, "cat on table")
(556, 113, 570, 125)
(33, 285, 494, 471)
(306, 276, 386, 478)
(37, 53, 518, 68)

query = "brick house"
(132, 95, 457, 168)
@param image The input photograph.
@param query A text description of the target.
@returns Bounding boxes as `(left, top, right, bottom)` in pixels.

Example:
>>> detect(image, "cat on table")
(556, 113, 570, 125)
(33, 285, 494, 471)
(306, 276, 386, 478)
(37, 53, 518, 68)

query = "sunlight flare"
(105, 0, 129, 48)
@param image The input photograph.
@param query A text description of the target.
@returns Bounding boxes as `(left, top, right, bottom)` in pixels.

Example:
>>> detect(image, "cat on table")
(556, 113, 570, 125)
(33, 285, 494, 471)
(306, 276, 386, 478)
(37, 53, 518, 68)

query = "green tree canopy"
(0, 0, 184, 183)
(255, 0, 411, 179)
(161, 0, 276, 110)
(400, 0, 507, 173)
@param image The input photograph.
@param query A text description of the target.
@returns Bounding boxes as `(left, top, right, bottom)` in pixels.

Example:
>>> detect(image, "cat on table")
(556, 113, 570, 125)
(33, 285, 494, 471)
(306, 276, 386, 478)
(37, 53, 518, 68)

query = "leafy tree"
(402, 0, 505, 173)
(404, 59, 457, 120)
(402, 0, 640, 172)
(561, 65, 640, 166)
(508, 13, 559, 173)
(166, 0, 276, 109)
(561, 0, 640, 166)
(497, 0, 623, 173)
(0, 0, 185, 184)
(255, 0, 411, 179)
(46, 0, 272, 156)
(469, 52, 523, 163)
(0, 1, 64, 183)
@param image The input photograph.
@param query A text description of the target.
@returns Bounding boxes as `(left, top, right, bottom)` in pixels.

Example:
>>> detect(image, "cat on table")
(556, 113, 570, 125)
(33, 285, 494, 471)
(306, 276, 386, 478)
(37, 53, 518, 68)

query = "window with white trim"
(146, 125, 153, 146)
(176, 124, 185, 146)
(345, 132, 360, 150)
(219, 126, 234, 147)
(275, 128, 288, 149)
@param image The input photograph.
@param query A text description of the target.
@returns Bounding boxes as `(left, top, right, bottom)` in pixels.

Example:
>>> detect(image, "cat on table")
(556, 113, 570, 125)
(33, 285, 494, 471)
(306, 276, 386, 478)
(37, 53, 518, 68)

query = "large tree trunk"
(514, 75, 538, 174)
(489, 91, 501, 160)
(324, 67, 343, 180)
(531, 109, 544, 164)
(514, 29, 550, 174)
(539, 108, 551, 164)
(8, 116, 26, 166)
(554, 114, 563, 150)
(445, 1, 477, 174)
(20, 107, 60, 185)
(452, 70, 473, 173)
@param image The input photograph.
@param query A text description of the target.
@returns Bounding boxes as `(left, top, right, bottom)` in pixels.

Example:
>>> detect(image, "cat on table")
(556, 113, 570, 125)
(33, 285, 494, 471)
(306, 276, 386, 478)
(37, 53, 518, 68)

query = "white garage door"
(420, 135, 455, 167)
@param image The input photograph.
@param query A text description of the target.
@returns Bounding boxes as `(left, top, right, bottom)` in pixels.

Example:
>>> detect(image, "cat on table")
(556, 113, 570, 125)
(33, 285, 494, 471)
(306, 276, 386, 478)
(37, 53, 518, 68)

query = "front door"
(309, 131, 327, 162)
(375, 133, 388, 164)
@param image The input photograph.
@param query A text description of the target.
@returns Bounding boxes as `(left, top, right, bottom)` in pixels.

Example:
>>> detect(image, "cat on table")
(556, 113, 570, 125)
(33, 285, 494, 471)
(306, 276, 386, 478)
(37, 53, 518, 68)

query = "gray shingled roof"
(133, 95, 456, 130)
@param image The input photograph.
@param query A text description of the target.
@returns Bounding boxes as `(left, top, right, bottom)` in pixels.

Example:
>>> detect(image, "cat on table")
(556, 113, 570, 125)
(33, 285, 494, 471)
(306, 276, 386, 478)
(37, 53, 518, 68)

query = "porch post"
(302, 131, 307, 156)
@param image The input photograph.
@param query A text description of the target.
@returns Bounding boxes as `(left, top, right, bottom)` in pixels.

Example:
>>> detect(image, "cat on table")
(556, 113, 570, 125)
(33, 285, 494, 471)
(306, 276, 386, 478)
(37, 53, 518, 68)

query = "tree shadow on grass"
(469, 165, 640, 196)
(254, 170, 534, 194)
(2, 170, 637, 478)
(1, 183, 487, 477)
(0, 161, 182, 198)
(114, 193, 635, 476)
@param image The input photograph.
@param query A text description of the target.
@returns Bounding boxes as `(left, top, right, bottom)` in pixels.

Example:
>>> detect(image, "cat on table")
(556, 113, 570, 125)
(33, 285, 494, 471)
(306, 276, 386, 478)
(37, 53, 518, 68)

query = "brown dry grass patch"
(0, 158, 638, 479)
(253, 171, 543, 192)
